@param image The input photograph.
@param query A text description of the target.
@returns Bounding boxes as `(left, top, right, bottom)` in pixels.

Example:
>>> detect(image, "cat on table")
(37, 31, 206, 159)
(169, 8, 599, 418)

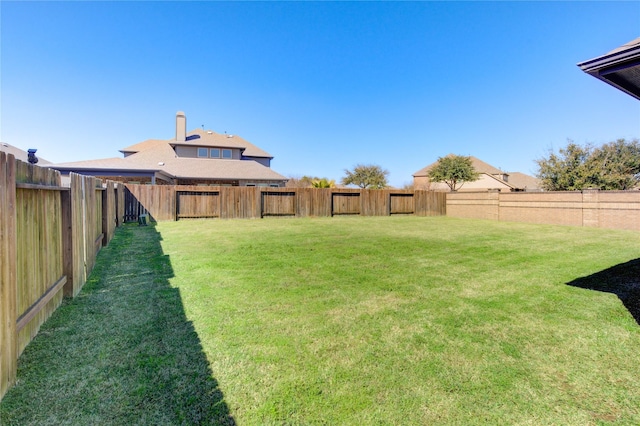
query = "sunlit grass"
(158, 216, 640, 424)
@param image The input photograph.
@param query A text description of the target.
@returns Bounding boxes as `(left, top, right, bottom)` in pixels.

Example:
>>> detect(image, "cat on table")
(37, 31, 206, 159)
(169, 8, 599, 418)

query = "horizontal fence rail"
(1, 154, 123, 400)
(123, 185, 447, 221)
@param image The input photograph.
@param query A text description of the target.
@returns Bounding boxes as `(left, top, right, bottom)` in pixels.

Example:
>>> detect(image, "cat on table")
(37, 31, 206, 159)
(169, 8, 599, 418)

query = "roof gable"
(120, 129, 274, 159)
(413, 155, 505, 177)
(173, 129, 273, 158)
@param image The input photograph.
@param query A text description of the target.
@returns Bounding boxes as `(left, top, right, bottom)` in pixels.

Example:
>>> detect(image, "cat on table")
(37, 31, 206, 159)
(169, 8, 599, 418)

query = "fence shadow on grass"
(0, 223, 235, 425)
(567, 258, 640, 325)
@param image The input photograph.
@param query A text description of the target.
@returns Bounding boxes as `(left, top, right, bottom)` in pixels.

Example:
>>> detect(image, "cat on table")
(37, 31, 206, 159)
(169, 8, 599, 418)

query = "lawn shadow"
(0, 223, 235, 425)
(567, 258, 640, 325)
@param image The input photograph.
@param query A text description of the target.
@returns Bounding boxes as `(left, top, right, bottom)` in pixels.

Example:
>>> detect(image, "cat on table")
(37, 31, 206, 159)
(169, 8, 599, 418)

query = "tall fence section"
(125, 185, 447, 221)
(447, 189, 640, 231)
(0, 153, 124, 400)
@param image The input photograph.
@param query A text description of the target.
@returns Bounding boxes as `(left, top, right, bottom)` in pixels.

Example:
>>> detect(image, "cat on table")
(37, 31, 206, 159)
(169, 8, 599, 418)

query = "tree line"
(286, 138, 639, 191)
(536, 138, 639, 191)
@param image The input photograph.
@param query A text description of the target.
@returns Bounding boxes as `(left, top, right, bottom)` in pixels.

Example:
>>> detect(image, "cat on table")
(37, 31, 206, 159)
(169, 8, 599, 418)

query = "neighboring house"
(413, 156, 541, 192)
(0, 142, 52, 165)
(50, 112, 288, 187)
(577, 37, 640, 100)
(505, 172, 542, 192)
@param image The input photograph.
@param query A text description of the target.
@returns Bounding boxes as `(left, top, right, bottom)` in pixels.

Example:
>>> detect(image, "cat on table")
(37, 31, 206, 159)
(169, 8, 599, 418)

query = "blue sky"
(2, 1, 639, 187)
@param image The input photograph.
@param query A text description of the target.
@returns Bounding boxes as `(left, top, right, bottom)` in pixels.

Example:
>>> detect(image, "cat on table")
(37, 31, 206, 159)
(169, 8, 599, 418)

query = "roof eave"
(50, 166, 161, 174)
(577, 44, 640, 101)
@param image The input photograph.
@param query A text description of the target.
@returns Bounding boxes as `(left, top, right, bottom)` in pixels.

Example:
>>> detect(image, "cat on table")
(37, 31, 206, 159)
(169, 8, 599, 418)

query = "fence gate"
(123, 186, 148, 222)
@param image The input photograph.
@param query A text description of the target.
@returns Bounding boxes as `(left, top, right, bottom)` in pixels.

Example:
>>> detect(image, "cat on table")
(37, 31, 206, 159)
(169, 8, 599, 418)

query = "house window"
(210, 148, 220, 158)
(222, 149, 232, 159)
(197, 148, 208, 158)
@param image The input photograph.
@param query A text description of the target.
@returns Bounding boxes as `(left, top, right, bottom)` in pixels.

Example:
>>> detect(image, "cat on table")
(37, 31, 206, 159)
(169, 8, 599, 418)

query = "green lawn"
(1, 216, 639, 425)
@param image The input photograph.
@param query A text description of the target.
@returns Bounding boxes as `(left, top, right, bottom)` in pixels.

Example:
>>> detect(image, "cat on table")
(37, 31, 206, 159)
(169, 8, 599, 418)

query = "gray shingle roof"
(120, 129, 273, 158)
(53, 135, 286, 181)
(505, 172, 541, 190)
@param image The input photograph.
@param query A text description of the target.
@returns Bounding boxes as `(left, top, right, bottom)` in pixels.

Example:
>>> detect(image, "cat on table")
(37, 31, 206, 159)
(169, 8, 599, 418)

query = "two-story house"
(51, 112, 288, 187)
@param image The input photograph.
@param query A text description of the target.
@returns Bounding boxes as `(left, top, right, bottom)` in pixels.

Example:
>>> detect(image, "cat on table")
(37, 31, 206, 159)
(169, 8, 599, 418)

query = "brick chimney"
(176, 111, 186, 142)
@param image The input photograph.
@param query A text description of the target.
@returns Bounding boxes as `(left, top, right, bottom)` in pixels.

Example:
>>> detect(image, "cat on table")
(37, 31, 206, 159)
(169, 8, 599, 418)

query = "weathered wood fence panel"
(332, 191, 361, 215)
(296, 188, 332, 217)
(1, 156, 121, 401)
(15, 161, 65, 354)
(177, 190, 221, 218)
(125, 184, 175, 222)
(262, 191, 296, 216)
(390, 193, 415, 214)
(361, 190, 390, 216)
(415, 190, 447, 216)
(65, 173, 104, 298)
(220, 186, 261, 219)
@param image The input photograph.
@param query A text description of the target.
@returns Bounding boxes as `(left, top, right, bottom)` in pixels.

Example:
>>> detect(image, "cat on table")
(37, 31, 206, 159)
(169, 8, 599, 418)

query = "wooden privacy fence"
(0, 153, 124, 400)
(124, 185, 447, 221)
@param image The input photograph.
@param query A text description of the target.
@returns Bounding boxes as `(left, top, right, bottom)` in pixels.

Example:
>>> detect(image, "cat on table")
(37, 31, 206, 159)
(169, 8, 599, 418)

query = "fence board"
(0, 152, 17, 400)
(115, 183, 125, 226)
(102, 181, 116, 245)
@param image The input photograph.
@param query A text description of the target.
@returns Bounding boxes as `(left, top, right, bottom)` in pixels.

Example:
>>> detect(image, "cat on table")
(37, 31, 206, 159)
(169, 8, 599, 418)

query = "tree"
(427, 155, 480, 191)
(311, 178, 336, 188)
(341, 164, 389, 189)
(535, 142, 591, 191)
(286, 175, 335, 188)
(536, 139, 640, 191)
(588, 139, 640, 190)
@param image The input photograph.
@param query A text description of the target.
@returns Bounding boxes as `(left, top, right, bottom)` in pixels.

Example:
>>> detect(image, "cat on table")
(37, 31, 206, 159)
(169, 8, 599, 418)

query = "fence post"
(0, 152, 17, 400)
(582, 189, 599, 228)
(488, 189, 500, 221)
(61, 186, 75, 297)
(101, 184, 109, 246)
